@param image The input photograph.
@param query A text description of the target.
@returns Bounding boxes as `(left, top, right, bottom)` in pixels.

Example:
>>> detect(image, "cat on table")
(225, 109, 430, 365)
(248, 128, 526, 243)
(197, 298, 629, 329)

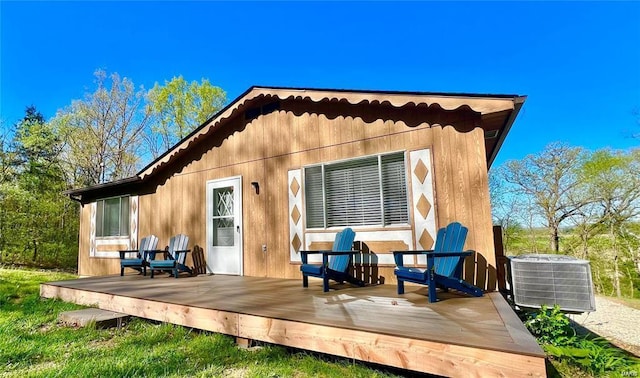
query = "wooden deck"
(40, 274, 545, 377)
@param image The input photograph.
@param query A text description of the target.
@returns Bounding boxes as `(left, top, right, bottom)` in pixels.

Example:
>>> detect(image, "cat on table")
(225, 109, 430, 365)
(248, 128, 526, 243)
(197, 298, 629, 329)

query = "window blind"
(381, 153, 409, 225)
(304, 152, 408, 228)
(325, 156, 381, 227)
(96, 196, 129, 237)
(304, 166, 325, 228)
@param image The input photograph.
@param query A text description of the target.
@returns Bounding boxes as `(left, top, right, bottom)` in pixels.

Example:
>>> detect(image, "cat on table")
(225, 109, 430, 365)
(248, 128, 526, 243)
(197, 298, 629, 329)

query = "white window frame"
(95, 195, 130, 238)
(303, 151, 410, 230)
(90, 195, 138, 258)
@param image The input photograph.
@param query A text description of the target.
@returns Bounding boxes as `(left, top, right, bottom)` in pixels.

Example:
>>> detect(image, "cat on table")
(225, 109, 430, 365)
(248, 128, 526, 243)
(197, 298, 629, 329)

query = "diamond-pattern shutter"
(288, 169, 304, 262)
(410, 148, 437, 260)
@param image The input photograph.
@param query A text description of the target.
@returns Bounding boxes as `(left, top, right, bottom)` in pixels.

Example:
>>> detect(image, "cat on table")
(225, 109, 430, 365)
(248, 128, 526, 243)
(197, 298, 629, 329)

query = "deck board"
(41, 274, 545, 377)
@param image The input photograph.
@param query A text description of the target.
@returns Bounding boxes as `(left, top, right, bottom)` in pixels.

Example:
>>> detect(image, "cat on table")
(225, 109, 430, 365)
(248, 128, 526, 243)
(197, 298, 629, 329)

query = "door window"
(212, 187, 235, 246)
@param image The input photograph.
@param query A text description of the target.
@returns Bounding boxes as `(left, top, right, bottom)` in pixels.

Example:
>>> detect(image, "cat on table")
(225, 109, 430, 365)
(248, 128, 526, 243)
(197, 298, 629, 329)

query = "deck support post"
(235, 337, 253, 349)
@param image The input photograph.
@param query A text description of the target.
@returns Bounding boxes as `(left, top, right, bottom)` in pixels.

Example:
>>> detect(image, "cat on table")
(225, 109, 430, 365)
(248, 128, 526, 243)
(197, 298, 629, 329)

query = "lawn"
(0, 268, 399, 378)
(7, 267, 640, 377)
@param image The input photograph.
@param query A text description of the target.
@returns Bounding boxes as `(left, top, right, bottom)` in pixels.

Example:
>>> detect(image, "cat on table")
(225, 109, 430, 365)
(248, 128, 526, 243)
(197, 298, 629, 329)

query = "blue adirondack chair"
(119, 235, 159, 276)
(149, 234, 192, 278)
(300, 228, 365, 292)
(393, 222, 483, 303)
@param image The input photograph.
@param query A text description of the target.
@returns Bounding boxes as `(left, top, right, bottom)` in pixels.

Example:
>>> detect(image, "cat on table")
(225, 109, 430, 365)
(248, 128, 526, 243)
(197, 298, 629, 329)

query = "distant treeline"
(0, 71, 226, 270)
(491, 142, 640, 298)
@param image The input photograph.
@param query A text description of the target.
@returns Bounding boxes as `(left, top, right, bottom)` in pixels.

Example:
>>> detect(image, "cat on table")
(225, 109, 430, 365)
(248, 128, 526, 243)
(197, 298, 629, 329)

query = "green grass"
(0, 268, 400, 378)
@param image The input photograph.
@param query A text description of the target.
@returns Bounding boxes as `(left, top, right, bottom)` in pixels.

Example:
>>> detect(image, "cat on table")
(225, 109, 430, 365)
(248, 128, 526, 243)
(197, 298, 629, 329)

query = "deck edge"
(41, 282, 546, 377)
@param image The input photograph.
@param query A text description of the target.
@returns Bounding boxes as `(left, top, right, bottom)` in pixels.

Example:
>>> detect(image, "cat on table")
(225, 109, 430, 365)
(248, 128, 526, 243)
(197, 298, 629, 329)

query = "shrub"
(524, 304, 576, 346)
(525, 304, 640, 376)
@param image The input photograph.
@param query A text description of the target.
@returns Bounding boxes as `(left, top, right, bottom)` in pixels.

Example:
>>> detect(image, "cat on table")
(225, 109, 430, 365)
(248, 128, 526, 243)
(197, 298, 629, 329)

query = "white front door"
(206, 177, 243, 275)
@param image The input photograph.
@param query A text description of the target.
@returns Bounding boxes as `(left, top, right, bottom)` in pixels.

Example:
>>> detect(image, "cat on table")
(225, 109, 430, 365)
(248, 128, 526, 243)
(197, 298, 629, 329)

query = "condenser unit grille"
(510, 254, 596, 313)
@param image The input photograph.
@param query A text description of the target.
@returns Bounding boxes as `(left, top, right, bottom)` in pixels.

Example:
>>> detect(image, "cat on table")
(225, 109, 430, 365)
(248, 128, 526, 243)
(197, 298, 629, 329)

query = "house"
(65, 86, 526, 290)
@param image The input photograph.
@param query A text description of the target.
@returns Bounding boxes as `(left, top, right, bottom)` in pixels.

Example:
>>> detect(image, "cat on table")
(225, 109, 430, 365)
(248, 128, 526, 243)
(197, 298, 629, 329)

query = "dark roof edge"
(487, 95, 527, 168)
(64, 176, 142, 198)
(250, 85, 523, 100)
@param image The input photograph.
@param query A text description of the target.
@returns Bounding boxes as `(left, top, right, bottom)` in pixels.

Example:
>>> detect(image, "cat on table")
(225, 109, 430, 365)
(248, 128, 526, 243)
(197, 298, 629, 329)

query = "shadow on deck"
(40, 274, 545, 377)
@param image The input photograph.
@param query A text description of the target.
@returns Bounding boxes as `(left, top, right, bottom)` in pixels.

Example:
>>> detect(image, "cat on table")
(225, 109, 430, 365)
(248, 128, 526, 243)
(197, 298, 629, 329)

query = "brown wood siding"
(89, 99, 496, 289)
(78, 203, 122, 276)
(77, 204, 90, 275)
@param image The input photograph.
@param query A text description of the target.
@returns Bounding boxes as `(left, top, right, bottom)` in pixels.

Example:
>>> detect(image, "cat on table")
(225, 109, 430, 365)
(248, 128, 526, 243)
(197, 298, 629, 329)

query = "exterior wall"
(77, 202, 122, 276)
(78, 99, 496, 289)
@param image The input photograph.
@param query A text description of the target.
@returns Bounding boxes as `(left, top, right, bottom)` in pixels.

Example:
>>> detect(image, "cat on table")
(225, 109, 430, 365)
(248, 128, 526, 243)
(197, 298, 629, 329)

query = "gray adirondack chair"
(119, 235, 160, 276)
(149, 234, 192, 278)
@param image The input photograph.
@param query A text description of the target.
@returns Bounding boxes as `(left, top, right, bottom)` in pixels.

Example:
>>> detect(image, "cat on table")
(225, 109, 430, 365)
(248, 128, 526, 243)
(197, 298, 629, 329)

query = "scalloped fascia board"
(138, 87, 518, 179)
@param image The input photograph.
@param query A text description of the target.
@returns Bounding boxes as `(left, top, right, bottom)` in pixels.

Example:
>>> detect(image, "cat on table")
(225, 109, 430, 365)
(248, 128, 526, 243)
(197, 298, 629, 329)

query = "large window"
(304, 152, 409, 228)
(96, 196, 129, 237)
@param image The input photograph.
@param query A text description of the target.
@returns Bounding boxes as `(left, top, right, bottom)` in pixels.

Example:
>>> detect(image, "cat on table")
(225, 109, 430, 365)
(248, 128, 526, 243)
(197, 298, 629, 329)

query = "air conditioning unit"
(508, 254, 596, 313)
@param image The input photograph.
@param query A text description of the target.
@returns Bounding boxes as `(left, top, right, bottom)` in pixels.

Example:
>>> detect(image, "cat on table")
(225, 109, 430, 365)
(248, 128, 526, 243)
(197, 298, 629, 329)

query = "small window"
(96, 196, 129, 237)
(304, 152, 409, 228)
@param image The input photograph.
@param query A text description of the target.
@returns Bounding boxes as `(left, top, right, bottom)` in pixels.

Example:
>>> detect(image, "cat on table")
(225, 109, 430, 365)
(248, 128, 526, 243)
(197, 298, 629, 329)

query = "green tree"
(0, 118, 18, 183)
(147, 76, 226, 156)
(0, 106, 78, 267)
(0, 124, 16, 261)
(53, 70, 150, 186)
(579, 148, 640, 297)
(13, 106, 64, 181)
(500, 142, 587, 253)
(489, 169, 526, 254)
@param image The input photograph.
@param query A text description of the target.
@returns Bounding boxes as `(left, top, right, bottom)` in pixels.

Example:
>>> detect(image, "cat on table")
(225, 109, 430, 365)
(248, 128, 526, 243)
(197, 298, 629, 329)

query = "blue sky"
(1, 1, 639, 167)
